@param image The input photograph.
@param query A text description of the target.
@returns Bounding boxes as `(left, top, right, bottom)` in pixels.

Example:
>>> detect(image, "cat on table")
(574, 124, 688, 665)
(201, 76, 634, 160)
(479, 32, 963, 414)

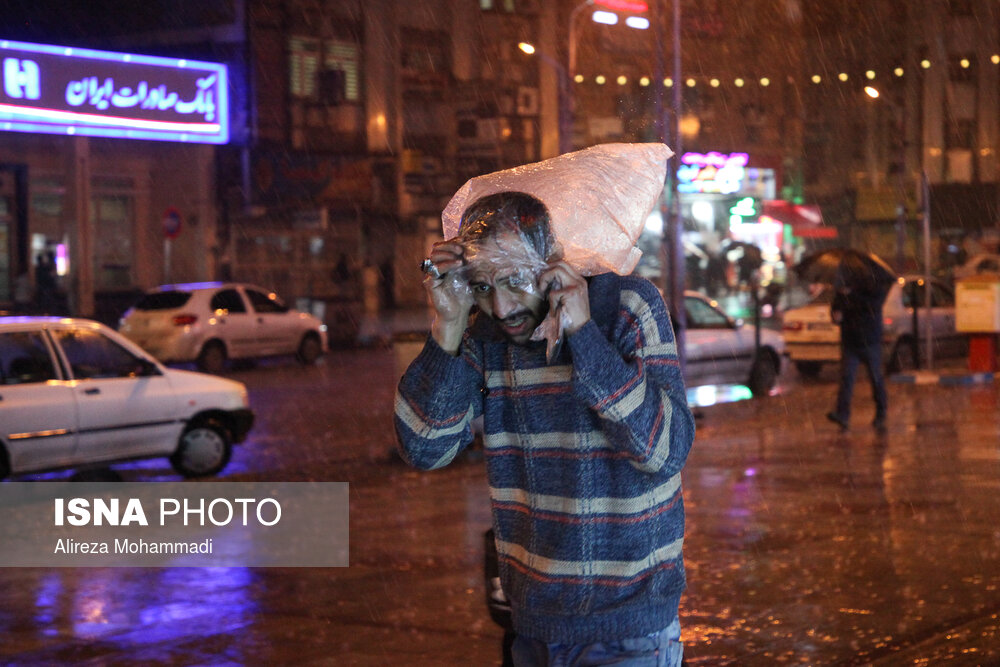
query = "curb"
(890, 370, 995, 386)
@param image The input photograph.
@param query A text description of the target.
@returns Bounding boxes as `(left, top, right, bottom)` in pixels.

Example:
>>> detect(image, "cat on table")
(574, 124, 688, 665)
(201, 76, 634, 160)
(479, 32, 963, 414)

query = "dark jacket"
(832, 286, 886, 347)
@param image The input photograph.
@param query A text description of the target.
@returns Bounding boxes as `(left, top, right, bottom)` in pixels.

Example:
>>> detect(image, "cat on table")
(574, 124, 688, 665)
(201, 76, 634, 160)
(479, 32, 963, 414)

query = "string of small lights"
(571, 54, 1000, 89)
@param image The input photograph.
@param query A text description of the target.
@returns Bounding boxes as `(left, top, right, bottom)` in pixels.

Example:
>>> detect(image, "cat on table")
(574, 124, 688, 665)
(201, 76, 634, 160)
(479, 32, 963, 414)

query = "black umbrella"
(722, 240, 762, 263)
(794, 247, 897, 293)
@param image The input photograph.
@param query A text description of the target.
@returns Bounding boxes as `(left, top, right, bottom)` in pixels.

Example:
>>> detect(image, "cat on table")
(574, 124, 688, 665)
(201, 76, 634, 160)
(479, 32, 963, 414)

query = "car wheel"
(170, 418, 232, 478)
(888, 338, 918, 373)
(748, 352, 779, 396)
(197, 341, 227, 374)
(0, 444, 9, 480)
(794, 360, 822, 378)
(296, 333, 323, 365)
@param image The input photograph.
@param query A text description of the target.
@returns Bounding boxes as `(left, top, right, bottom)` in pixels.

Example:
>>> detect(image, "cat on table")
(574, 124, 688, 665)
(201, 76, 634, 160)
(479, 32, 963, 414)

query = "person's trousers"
(510, 617, 683, 667)
(834, 341, 888, 423)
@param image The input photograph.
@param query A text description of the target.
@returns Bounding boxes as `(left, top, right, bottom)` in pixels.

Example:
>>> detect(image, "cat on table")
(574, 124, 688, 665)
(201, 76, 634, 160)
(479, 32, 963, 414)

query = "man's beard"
(494, 302, 549, 343)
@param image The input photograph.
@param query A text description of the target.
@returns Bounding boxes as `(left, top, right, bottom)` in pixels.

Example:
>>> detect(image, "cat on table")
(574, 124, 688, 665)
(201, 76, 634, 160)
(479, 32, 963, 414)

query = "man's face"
(464, 232, 547, 344)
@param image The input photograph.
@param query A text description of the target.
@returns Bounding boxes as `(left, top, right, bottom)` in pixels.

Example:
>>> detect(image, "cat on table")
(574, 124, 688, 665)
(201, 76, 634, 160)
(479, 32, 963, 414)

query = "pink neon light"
(594, 0, 649, 13)
(681, 151, 750, 168)
(0, 103, 220, 133)
(594, 0, 649, 12)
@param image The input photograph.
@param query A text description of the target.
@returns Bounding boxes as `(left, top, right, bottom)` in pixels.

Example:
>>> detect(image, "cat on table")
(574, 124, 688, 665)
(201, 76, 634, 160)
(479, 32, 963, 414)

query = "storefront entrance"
(0, 164, 28, 309)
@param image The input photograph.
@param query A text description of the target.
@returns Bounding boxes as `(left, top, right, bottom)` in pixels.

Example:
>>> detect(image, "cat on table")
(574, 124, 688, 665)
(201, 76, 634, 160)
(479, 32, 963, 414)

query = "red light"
(594, 0, 648, 12)
(173, 314, 198, 326)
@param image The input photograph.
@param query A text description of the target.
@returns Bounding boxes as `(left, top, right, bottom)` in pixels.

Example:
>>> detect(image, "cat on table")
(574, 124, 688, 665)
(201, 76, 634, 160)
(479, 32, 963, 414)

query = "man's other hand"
(540, 261, 591, 337)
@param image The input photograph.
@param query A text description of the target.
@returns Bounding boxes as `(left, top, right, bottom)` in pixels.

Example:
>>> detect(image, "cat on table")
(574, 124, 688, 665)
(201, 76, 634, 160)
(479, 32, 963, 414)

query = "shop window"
(90, 195, 133, 289)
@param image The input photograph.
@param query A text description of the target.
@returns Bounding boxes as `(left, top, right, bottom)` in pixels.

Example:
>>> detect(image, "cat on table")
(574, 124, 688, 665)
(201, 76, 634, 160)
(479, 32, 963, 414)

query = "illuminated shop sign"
(677, 151, 749, 194)
(0, 39, 229, 144)
(729, 196, 758, 225)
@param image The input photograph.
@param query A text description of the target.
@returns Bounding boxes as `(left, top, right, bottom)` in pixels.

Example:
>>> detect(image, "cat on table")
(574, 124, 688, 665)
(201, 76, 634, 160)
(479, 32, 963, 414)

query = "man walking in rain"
(826, 277, 889, 433)
(394, 189, 695, 667)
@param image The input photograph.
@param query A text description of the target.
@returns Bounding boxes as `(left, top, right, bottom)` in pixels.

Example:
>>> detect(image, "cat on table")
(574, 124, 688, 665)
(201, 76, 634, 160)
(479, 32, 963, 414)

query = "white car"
(119, 282, 328, 373)
(781, 275, 965, 376)
(953, 253, 1000, 280)
(682, 291, 785, 396)
(0, 317, 253, 479)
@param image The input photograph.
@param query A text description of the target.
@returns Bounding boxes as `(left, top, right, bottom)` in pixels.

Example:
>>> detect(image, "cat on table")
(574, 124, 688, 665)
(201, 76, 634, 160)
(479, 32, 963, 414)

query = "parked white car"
(683, 291, 785, 396)
(953, 253, 1000, 281)
(0, 317, 253, 479)
(119, 282, 328, 373)
(781, 275, 965, 376)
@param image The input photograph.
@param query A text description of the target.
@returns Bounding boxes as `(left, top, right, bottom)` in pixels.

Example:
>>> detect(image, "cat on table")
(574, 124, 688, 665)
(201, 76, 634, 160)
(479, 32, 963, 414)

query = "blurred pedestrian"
(34, 251, 58, 315)
(395, 191, 694, 667)
(706, 250, 727, 298)
(826, 279, 889, 433)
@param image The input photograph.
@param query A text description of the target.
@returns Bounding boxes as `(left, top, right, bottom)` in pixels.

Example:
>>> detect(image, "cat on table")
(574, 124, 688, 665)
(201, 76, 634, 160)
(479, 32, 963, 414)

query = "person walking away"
(394, 191, 695, 667)
(826, 280, 889, 432)
(34, 252, 58, 315)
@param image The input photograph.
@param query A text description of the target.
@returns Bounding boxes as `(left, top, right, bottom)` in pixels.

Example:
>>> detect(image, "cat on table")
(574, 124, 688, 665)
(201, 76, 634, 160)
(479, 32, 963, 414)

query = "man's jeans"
(510, 618, 683, 667)
(834, 341, 888, 423)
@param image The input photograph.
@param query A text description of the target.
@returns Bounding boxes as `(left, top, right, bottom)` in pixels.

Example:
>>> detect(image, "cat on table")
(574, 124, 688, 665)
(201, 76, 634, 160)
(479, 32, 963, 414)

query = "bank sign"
(0, 39, 229, 144)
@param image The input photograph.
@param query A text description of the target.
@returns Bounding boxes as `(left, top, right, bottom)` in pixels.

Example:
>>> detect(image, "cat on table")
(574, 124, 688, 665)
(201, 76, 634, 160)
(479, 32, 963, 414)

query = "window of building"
(946, 118, 975, 150)
(479, 0, 517, 10)
(401, 30, 450, 81)
(290, 36, 361, 104)
(289, 36, 321, 98)
(948, 0, 973, 16)
(323, 39, 360, 103)
(90, 194, 133, 289)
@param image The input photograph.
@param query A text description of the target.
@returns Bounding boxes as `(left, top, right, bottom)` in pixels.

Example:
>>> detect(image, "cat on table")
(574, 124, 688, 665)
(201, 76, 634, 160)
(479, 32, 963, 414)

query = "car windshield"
(133, 291, 192, 310)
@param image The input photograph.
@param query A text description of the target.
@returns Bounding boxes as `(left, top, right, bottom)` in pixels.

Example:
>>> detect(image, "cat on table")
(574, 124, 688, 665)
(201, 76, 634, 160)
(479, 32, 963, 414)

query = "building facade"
(22, 1, 984, 324)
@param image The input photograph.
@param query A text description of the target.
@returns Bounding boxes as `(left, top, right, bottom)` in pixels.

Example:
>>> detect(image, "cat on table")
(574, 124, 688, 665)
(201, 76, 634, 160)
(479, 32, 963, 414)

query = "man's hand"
(425, 241, 474, 355)
(539, 261, 590, 337)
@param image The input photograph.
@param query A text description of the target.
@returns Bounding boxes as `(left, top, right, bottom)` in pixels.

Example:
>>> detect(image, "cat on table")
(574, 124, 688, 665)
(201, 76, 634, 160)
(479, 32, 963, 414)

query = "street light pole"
(519, 42, 572, 155)
(651, 0, 686, 364)
(567, 0, 595, 80)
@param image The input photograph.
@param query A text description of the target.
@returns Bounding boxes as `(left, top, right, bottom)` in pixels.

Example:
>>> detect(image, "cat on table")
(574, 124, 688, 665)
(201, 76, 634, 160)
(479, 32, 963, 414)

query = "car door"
(51, 326, 181, 464)
(683, 295, 752, 386)
(903, 281, 958, 360)
(0, 329, 78, 473)
(929, 281, 961, 357)
(243, 287, 299, 355)
(208, 287, 259, 359)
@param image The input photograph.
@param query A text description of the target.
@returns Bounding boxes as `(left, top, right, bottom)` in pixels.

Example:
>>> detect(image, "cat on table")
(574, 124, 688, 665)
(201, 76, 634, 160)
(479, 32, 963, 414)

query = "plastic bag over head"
(442, 142, 674, 276)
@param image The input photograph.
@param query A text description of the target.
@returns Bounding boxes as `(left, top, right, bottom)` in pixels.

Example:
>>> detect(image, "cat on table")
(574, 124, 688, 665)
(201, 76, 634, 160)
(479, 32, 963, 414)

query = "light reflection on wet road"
(2, 348, 1000, 665)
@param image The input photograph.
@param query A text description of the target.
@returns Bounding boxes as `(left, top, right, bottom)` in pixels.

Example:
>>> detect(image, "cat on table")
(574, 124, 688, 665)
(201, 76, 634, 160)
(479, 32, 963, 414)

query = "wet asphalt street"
(2, 346, 1000, 665)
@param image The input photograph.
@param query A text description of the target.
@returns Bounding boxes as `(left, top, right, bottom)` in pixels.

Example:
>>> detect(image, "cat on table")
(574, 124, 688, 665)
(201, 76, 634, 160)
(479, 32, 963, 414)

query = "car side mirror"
(134, 359, 161, 377)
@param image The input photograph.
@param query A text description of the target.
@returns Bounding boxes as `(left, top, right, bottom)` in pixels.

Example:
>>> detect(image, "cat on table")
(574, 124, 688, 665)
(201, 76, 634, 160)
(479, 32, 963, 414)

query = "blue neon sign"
(0, 39, 229, 144)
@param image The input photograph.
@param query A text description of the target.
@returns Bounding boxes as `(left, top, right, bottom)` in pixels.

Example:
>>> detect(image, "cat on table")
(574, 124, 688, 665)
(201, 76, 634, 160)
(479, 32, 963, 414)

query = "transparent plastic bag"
(442, 142, 674, 276)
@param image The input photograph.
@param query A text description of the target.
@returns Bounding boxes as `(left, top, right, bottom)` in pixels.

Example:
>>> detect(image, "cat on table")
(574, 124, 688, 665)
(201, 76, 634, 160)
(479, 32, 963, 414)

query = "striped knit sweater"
(394, 273, 696, 643)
